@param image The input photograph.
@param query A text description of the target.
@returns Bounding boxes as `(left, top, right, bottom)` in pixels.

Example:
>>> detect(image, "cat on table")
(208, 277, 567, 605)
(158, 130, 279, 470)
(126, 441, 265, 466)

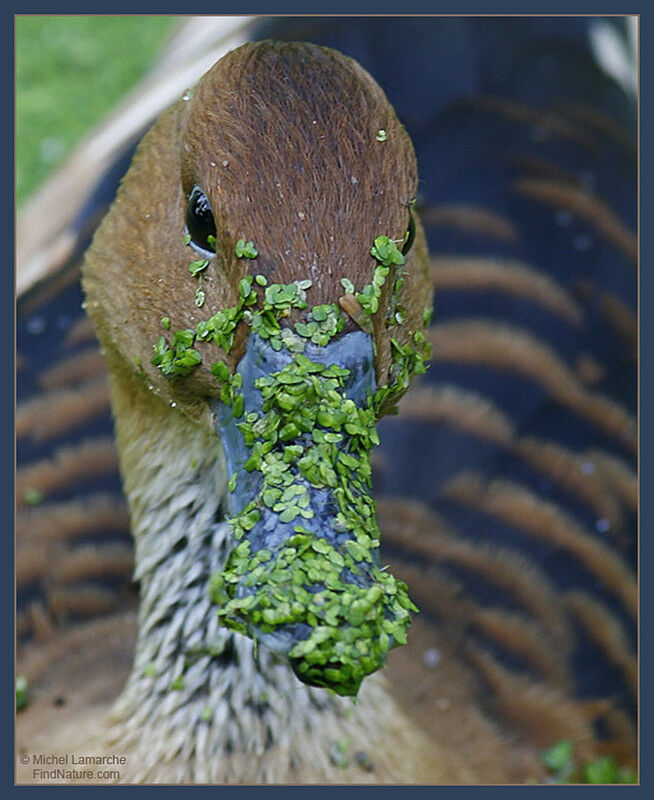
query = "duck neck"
(103, 354, 431, 783)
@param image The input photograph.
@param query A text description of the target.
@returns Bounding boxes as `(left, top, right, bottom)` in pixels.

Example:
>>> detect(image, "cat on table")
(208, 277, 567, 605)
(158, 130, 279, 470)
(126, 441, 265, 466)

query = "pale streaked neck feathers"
(104, 355, 447, 783)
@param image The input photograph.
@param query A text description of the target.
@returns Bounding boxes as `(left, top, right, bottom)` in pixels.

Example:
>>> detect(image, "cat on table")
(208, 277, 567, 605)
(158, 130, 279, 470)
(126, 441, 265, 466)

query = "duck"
(46, 39, 453, 784)
(16, 19, 637, 786)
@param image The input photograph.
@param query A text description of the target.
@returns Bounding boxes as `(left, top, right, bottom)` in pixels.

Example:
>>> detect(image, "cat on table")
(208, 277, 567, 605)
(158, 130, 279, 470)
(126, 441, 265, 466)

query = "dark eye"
(402, 210, 416, 256)
(186, 186, 217, 254)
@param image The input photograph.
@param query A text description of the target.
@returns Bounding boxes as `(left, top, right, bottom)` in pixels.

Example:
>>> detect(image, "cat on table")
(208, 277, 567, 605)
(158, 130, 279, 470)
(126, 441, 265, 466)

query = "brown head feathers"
(181, 40, 417, 292)
(83, 40, 430, 422)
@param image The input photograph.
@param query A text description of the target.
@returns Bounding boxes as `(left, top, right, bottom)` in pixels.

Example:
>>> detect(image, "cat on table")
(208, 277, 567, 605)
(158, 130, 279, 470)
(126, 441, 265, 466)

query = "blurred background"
(16, 16, 638, 784)
(17, 16, 176, 206)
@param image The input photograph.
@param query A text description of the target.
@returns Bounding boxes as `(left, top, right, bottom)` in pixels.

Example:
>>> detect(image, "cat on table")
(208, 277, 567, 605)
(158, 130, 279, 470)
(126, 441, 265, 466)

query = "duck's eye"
(402, 210, 416, 256)
(186, 186, 217, 254)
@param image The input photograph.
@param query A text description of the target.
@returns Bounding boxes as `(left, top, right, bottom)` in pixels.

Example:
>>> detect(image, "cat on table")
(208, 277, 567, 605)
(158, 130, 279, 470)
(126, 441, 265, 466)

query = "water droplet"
(580, 171, 596, 190)
(222, 160, 229, 167)
(297, 211, 305, 220)
(596, 518, 610, 533)
(171, 402, 177, 408)
(422, 647, 441, 669)
(351, 176, 358, 185)
(574, 233, 593, 251)
(26, 317, 46, 335)
(210, 161, 216, 167)
(182, 89, 193, 101)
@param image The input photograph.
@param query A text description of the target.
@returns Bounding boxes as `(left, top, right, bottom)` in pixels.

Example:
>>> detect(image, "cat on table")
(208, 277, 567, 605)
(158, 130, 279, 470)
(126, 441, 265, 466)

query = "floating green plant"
(16, 675, 29, 711)
(150, 232, 432, 696)
(540, 740, 637, 784)
(209, 350, 417, 696)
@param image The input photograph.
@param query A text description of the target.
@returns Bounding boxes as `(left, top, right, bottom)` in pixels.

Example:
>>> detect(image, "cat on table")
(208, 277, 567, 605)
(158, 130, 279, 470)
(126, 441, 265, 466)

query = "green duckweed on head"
(151, 328, 202, 377)
(151, 232, 432, 696)
(188, 258, 209, 277)
(235, 238, 258, 259)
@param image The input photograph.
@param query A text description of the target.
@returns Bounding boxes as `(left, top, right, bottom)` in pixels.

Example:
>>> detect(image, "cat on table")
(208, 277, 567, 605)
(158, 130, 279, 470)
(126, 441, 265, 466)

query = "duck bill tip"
(209, 330, 416, 695)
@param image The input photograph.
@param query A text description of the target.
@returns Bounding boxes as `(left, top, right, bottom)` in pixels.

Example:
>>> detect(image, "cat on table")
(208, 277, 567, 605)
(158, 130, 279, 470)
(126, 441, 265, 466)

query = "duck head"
(83, 40, 433, 698)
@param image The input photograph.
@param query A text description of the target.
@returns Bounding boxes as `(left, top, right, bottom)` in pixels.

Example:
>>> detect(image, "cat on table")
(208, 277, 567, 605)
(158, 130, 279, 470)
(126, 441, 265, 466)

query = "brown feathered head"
(83, 40, 433, 696)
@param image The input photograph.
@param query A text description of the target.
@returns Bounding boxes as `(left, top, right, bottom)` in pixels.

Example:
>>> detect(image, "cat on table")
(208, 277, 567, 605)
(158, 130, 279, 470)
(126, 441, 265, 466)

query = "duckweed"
(208, 345, 416, 696)
(369, 235, 405, 268)
(188, 258, 209, 277)
(151, 328, 202, 376)
(235, 239, 258, 259)
(16, 675, 29, 711)
(356, 236, 405, 319)
(540, 739, 637, 784)
(151, 233, 433, 695)
(329, 738, 350, 768)
(23, 488, 43, 506)
(142, 661, 157, 678)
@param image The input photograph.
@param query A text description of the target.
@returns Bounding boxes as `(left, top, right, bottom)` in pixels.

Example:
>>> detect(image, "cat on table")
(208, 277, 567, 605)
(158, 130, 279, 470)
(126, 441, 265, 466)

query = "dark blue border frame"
(7, 8, 16, 794)
(8, 5, 648, 796)
(5, 4, 650, 14)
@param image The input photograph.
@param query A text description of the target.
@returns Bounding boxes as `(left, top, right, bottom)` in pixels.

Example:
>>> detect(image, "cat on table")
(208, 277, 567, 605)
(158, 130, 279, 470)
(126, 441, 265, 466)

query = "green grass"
(16, 15, 177, 206)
